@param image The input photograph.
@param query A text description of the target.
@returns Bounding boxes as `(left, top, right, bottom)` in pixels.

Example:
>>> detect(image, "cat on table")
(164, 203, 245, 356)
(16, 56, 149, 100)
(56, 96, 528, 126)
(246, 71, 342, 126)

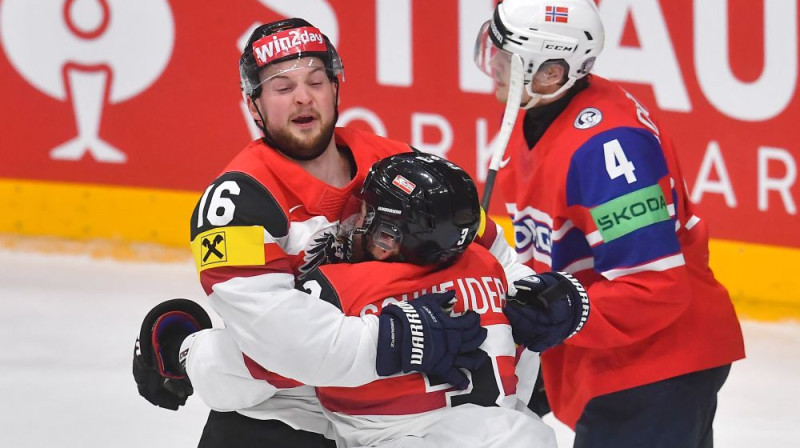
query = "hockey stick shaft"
(481, 54, 525, 210)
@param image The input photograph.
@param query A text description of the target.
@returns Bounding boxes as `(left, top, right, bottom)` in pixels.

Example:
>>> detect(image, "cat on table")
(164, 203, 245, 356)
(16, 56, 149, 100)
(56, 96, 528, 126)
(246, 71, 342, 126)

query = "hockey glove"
(505, 272, 589, 352)
(376, 290, 488, 390)
(133, 298, 212, 410)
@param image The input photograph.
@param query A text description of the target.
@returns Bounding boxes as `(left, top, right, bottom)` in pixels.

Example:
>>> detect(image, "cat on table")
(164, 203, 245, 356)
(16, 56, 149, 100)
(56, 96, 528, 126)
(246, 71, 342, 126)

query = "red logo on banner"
(545, 6, 569, 23)
(392, 175, 416, 195)
(251, 26, 328, 67)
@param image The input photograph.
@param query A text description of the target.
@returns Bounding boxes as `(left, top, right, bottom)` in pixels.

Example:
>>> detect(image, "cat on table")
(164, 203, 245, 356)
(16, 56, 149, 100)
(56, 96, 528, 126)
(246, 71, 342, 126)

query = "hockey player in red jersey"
(310, 153, 566, 447)
(131, 18, 489, 448)
(132, 17, 556, 448)
(475, 0, 746, 446)
(177, 153, 566, 447)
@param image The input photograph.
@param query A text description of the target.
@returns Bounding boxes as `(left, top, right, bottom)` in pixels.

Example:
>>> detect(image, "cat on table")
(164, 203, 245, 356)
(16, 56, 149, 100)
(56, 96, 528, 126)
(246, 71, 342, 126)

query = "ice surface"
(1, 249, 797, 447)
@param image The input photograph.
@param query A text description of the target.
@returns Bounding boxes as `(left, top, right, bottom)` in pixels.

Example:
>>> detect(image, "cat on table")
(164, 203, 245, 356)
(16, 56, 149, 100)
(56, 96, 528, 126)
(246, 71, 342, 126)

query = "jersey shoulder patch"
(567, 127, 669, 207)
(573, 107, 603, 129)
(189, 171, 289, 272)
(566, 127, 672, 243)
(190, 171, 289, 241)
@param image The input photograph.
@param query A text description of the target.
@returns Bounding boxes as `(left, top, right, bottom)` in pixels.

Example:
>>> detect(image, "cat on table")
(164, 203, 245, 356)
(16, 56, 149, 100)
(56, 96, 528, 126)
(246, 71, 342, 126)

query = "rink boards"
(1, 178, 796, 321)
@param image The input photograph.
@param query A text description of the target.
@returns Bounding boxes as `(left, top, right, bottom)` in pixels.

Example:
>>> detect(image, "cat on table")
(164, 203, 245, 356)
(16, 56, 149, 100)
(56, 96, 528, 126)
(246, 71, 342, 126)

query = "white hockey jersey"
(185, 127, 538, 433)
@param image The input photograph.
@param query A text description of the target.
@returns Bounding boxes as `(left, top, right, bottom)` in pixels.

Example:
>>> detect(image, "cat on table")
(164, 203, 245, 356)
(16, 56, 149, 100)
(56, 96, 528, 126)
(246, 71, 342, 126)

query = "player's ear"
(533, 62, 566, 88)
(331, 79, 339, 97)
(246, 96, 263, 124)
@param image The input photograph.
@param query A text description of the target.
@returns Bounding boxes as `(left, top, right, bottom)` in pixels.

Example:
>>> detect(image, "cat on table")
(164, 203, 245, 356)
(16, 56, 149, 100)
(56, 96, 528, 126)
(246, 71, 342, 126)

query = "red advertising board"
(1, 0, 798, 247)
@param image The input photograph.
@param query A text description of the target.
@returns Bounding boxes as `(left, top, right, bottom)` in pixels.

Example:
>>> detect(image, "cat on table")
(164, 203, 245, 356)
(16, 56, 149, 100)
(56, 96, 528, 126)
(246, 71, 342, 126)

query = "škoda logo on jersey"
(252, 27, 328, 67)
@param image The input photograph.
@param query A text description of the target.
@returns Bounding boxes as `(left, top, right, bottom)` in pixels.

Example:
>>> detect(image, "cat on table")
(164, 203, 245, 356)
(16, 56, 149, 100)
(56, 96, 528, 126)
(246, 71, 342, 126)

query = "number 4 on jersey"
(603, 139, 637, 184)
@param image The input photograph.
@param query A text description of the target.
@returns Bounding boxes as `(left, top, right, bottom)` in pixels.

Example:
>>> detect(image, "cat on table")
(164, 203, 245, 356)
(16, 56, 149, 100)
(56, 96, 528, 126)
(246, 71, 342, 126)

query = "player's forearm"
(182, 329, 279, 411)
(208, 272, 383, 387)
(485, 220, 536, 291)
(567, 268, 691, 349)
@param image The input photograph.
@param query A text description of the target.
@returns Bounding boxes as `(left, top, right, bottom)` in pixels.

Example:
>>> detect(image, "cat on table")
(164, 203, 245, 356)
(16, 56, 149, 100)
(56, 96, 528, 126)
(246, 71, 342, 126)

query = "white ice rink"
(1, 248, 798, 447)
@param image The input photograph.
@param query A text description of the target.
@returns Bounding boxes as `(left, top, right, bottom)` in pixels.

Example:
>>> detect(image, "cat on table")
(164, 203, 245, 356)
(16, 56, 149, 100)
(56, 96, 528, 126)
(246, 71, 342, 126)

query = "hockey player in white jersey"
(136, 154, 587, 447)
(133, 16, 589, 447)
(132, 18, 493, 447)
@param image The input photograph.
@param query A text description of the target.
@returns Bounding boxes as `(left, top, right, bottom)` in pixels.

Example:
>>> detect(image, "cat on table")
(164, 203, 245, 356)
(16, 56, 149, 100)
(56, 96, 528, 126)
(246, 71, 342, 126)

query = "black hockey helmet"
(358, 153, 481, 266)
(239, 18, 344, 99)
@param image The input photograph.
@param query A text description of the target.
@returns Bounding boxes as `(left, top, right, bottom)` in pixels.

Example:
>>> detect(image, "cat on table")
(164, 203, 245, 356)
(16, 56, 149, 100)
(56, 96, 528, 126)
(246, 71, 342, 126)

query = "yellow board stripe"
(706, 239, 800, 321)
(2, 178, 799, 321)
(190, 226, 266, 273)
(0, 178, 197, 247)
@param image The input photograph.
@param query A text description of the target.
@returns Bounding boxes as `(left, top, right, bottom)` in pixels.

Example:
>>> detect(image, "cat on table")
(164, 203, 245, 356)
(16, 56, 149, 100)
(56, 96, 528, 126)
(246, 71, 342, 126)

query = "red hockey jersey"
(183, 126, 538, 433)
(499, 75, 745, 429)
(186, 127, 410, 432)
(191, 127, 411, 290)
(310, 244, 516, 417)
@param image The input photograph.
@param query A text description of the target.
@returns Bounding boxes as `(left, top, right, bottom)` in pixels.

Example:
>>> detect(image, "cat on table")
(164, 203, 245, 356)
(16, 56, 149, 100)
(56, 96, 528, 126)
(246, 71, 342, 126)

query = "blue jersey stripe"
(593, 220, 682, 273)
(550, 228, 594, 271)
(566, 127, 669, 207)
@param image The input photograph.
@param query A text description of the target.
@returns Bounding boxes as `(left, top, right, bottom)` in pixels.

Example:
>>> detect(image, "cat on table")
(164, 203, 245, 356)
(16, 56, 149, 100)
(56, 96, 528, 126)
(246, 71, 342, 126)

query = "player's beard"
(268, 112, 336, 160)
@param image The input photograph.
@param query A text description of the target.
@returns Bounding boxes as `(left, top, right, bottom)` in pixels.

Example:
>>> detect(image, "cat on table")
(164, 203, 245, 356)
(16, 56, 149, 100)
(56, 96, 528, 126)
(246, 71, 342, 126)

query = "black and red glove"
(132, 299, 212, 410)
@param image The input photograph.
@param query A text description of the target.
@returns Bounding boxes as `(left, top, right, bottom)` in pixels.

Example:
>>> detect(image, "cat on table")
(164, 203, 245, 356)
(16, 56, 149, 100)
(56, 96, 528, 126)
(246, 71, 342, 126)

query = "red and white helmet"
(475, 0, 604, 107)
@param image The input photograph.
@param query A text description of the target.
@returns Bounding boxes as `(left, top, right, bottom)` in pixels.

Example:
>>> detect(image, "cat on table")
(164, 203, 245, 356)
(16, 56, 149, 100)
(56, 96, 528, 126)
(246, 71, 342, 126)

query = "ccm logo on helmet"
(252, 27, 327, 67)
(542, 41, 575, 53)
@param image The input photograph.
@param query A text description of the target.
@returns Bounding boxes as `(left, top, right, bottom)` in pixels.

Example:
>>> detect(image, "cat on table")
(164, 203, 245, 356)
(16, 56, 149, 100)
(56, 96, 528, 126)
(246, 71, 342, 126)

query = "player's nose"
(293, 84, 313, 104)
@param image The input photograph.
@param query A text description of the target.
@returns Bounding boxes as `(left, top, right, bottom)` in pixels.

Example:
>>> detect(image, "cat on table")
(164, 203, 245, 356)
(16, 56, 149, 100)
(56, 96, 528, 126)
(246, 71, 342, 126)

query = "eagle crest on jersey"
(298, 229, 353, 279)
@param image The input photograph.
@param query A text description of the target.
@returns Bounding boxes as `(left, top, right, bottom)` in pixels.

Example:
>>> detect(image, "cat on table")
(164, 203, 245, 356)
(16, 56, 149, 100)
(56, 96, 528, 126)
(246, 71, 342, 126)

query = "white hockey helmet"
(475, 0, 605, 107)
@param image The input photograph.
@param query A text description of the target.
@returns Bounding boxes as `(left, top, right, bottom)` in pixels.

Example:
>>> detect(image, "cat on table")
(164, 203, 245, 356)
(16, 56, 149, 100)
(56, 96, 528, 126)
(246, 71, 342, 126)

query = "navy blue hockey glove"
(505, 272, 589, 352)
(133, 299, 212, 410)
(377, 290, 488, 390)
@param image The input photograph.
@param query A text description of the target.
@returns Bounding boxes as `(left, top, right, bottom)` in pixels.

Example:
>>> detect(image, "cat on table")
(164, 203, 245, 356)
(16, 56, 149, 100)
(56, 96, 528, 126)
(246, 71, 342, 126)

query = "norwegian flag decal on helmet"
(545, 6, 569, 23)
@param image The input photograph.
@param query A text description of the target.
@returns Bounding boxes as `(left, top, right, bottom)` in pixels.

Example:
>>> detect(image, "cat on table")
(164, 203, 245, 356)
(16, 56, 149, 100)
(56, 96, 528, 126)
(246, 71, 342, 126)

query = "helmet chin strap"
(521, 77, 577, 109)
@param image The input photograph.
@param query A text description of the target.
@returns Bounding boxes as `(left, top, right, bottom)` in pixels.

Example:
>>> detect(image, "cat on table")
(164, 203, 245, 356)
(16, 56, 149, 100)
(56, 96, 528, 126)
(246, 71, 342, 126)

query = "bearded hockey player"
(132, 16, 579, 447)
(169, 154, 570, 447)
(134, 17, 486, 448)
